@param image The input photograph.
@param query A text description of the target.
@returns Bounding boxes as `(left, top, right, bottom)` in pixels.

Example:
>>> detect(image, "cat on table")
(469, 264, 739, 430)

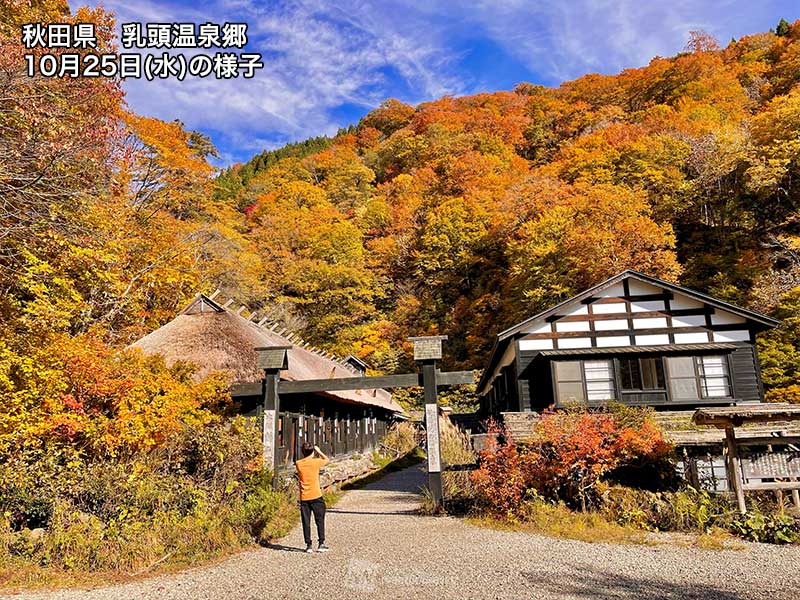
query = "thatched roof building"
(131, 294, 402, 414)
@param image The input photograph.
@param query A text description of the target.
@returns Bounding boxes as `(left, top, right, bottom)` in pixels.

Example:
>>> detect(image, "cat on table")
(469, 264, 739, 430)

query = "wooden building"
(477, 271, 790, 494)
(477, 270, 779, 415)
(131, 294, 404, 468)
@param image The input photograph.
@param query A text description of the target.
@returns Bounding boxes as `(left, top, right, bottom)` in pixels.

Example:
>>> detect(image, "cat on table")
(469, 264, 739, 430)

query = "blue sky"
(72, 1, 797, 166)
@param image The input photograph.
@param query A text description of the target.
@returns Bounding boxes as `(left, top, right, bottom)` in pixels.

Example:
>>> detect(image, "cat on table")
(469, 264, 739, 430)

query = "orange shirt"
(295, 456, 329, 501)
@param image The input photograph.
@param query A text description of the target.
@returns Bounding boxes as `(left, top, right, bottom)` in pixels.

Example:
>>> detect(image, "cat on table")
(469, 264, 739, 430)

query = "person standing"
(295, 442, 330, 553)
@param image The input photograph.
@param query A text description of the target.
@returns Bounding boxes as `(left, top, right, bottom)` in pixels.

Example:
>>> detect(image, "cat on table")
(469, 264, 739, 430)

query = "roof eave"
(476, 336, 510, 396)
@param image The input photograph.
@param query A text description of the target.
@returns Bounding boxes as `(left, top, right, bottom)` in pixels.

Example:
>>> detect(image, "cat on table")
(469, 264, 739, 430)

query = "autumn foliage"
(471, 408, 671, 514)
(3, 0, 800, 574)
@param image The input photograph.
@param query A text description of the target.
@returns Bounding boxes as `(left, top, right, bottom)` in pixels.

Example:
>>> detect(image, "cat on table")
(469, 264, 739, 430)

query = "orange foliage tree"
(471, 408, 671, 514)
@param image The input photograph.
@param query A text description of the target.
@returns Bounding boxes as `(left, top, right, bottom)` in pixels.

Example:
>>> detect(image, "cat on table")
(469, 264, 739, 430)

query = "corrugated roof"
(536, 343, 738, 356)
(130, 294, 403, 413)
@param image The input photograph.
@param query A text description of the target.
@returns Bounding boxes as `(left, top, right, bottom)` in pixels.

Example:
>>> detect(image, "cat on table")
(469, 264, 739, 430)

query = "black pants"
(300, 497, 326, 545)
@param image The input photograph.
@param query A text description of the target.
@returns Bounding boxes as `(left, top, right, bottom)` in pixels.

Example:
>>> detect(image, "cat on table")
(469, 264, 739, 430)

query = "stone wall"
(320, 453, 379, 489)
(500, 411, 541, 442)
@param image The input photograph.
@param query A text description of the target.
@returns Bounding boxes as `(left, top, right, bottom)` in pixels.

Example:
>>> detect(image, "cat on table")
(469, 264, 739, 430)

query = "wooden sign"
(742, 450, 800, 480)
(262, 408, 276, 467)
(409, 335, 448, 361)
(425, 403, 441, 473)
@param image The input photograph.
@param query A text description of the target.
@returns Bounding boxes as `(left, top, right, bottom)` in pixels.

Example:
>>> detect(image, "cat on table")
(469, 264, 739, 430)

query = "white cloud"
(404, 0, 785, 82)
(76, 0, 465, 164)
(72, 0, 787, 164)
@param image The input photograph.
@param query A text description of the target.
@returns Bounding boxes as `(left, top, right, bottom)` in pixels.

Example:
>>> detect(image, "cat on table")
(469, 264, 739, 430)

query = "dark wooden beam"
(232, 370, 473, 396)
(589, 292, 673, 304)
(523, 325, 751, 340)
(280, 373, 420, 394)
(541, 307, 716, 324)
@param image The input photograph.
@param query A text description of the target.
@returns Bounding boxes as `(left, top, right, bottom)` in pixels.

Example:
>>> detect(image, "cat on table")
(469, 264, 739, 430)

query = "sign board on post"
(410, 336, 447, 505)
(742, 450, 800, 480)
(409, 335, 447, 361)
(256, 346, 290, 488)
(262, 408, 276, 467)
(425, 403, 441, 473)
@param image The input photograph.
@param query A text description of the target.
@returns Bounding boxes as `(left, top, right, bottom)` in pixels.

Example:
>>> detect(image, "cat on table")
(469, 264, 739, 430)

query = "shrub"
(471, 407, 672, 515)
(437, 417, 476, 512)
(470, 421, 538, 517)
(379, 421, 418, 458)
(598, 484, 729, 532)
(439, 416, 475, 466)
(729, 511, 800, 544)
(0, 418, 297, 582)
(532, 406, 672, 510)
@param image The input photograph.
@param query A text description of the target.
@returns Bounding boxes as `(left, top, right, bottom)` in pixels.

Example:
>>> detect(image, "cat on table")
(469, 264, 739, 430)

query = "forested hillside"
(211, 22, 800, 394)
(3, 6, 800, 415)
(6, 3, 800, 580)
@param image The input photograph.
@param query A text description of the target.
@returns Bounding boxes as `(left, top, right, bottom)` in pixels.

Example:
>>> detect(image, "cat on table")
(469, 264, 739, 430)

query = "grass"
(466, 503, 649, 545)
(693, 528, 746, 550)
(464, 505, 747, 550)
(0, 538, 256, 591)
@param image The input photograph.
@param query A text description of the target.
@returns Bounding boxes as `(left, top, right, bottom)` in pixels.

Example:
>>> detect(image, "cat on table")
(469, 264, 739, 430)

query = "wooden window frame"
(554, 359, 616, 405)
(617, 356, 666, 393)
(664, 354, 733, 402)
(695, 355, 732, 399)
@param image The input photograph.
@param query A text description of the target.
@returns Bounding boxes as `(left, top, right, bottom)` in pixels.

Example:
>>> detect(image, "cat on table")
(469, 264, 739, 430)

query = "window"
(584, 360, 616, 402)
(665, 355, 731, 401)
(620, 358, 665, 390)
(555, 361, 584, 403)
(666, 356, 700, 400)
(554, 360, 615, 404)
(698, 356, 731, 397)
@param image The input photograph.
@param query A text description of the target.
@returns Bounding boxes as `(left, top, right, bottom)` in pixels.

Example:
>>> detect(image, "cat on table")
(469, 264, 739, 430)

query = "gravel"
(9, 464, 800, 600)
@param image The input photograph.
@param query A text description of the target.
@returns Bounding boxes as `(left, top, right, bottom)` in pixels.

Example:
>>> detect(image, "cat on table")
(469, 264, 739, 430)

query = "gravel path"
(10, 464, 800, 600)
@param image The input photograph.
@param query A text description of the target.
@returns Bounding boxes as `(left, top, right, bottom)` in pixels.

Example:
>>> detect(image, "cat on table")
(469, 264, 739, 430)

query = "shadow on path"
(355, 462, 427, 494)
(264, 543, 307, 553)
(327, 509, 417, 516)
(524, 566, 744, 600)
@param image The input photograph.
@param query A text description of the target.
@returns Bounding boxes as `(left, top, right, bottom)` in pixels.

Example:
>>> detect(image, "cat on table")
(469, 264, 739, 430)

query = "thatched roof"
(130, 294, 402, 413)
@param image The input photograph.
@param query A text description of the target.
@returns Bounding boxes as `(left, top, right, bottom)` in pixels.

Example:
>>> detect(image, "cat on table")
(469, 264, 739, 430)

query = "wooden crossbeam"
(230, 370, 473, 397)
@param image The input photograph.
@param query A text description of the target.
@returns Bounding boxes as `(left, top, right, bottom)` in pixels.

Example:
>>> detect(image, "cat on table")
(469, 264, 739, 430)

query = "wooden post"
(724, 426, 747, 514)
(422, 360, 443, 505)
(255, 346, 290, 489)
(409, 335, 448, 507)
(263, 370, 281, 488)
